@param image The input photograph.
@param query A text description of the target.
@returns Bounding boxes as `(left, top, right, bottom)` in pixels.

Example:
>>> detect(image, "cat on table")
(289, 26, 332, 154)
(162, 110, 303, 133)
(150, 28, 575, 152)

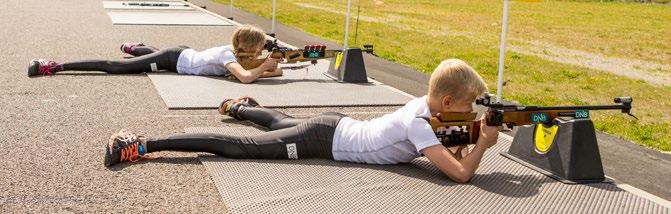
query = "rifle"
(235, 39, 342, 71)
(430, 94, 635, 147)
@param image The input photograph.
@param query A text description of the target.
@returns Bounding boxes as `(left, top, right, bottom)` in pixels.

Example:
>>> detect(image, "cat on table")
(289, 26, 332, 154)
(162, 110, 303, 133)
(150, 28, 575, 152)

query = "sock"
(139, 137, 149, 155)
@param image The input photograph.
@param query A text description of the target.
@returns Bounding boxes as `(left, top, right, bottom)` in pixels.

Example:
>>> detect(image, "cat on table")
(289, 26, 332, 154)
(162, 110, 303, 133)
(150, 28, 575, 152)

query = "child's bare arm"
(225, 63, 265, 83)
(259, 67, 283, 78)
(422, 143, 488, 183)
(446, 145, 469, 160)
(422, 117, 500, 183)
(226, 58, 281, 83)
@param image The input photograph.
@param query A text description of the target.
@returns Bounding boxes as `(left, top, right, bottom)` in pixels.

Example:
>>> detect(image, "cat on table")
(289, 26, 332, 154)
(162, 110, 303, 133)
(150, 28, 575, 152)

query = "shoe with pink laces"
(119, 42, 144, 55)
(27, 59, 61, 77)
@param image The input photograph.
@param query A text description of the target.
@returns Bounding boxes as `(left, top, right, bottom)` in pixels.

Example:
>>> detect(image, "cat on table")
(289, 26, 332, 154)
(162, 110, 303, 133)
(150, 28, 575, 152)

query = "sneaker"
(119, 42, 144, 55)
(27, 59, 58, 77)
(104, 130, 147, 167)
(218, 96, 261, 120)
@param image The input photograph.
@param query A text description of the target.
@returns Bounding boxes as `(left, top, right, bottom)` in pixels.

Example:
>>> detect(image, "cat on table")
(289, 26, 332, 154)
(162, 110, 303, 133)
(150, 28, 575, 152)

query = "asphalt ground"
(0, 0, 668, 213)
(191, 0, 671, 201)
(0, 0, 397, 212)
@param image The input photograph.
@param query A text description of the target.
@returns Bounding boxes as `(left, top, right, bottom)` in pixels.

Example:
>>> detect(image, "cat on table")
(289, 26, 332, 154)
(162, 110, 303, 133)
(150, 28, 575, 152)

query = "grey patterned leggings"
(145, 108, 346, 160)
(60, 46, 185, 73)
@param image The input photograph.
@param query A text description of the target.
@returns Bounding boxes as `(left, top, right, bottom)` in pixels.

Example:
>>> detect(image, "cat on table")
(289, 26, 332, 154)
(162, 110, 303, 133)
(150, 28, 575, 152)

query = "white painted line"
(380, 85, 417, 99)
(616, 184, 671, 209)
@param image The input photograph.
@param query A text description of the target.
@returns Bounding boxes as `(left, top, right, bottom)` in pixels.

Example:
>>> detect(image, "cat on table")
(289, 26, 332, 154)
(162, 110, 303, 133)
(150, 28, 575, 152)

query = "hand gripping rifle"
(235, 39, 342, 71)
(430, 94, 635, 147)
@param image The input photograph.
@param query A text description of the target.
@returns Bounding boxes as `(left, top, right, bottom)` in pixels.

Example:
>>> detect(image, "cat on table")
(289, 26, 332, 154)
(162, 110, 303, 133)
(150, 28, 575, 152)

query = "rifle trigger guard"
(487, 110, 504, 126)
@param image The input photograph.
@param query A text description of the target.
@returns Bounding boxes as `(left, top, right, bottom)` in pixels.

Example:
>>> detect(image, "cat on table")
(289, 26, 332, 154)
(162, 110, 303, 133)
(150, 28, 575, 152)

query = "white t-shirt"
(331, 96, 444, 164)
(176, 45, 237, 76)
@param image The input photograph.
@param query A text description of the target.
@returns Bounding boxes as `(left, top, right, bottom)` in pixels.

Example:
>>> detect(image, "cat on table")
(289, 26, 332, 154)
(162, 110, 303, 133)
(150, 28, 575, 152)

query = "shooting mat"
(102, 1, 194, 10)
(187, 126, 671, 213)
(106, 10, 233, 26)
(147, 60, 414, 109)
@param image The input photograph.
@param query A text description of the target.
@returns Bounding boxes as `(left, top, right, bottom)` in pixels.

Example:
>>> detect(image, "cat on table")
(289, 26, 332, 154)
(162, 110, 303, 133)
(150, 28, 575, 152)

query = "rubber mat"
(188, 126, 671, 213)
(102, 1, 194, 10)
(148, 60, 414, 109)
(107, 10, 233, 26)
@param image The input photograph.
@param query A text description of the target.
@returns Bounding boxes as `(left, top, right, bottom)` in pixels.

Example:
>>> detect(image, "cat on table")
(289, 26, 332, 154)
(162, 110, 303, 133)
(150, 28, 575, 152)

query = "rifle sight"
(614, 97, 632, 104)
(475, 93, 495, 106)
(264, 39, 279, 52)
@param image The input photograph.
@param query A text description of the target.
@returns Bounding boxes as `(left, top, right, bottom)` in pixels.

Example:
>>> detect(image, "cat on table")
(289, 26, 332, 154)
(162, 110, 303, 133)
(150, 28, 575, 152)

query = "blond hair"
(231, 24, 266, 52)
(428, 59, 488, 102)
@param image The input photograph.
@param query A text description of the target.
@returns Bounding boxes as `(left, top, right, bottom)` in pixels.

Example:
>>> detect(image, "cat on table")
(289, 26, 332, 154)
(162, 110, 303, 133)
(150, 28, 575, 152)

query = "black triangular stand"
(327, 48, 368, 83)
(501, 118, 609, 184)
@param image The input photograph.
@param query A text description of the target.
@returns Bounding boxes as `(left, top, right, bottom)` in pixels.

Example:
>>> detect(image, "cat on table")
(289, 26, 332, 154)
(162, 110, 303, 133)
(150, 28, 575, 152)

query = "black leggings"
(60, 46, 186, 74)
(145, 108, 346, 160)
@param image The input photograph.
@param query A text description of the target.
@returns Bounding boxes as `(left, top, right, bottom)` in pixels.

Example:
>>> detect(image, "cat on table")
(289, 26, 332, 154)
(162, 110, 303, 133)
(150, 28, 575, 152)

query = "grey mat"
(188, 127, 671, 213)
(148, 60, 413, 108)
(107, 11, 233, 26)
(102, 1, 194, 10)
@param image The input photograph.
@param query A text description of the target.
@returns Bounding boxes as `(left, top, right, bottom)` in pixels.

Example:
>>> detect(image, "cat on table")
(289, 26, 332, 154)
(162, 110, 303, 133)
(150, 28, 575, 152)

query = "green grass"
(561, 0, 671, 3)
(221, 0, 671, 151)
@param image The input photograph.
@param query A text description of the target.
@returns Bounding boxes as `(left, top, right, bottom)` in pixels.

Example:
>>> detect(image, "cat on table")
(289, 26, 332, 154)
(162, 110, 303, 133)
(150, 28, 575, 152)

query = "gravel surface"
(0, 1, 397, 212)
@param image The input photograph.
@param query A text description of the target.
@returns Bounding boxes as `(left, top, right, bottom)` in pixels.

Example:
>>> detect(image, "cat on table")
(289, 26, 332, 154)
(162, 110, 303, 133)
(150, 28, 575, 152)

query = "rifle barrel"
(519, 104, 629, 111)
